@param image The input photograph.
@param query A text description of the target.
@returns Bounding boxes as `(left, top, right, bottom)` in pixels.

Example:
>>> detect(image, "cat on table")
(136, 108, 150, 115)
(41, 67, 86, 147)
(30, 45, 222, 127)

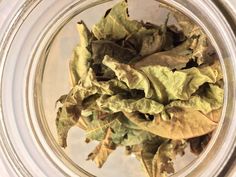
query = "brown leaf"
(124, 108, 217, 140)
(87, 127, 116, 168)
(206, 109, 222, 123)
(189, 133, 212, 155)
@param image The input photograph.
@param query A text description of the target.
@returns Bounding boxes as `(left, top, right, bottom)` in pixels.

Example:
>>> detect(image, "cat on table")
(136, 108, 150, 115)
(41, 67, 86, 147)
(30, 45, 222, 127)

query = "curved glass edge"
(0, 0, 235, 177)
(0, 1, 41, 177)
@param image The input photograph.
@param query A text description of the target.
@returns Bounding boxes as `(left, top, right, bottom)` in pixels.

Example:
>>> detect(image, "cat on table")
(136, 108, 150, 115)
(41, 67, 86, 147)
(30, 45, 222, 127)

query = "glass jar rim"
(0, 0, 236, 177)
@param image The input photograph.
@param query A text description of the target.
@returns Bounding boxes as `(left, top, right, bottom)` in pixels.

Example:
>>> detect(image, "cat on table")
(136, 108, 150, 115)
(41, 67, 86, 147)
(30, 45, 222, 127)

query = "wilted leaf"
(86, 112, 155, 146)
(124, 107, 217, 140)
(56, 87, 82, 148)
(87, 127, 116, 168)
(92, 0, 142, 40)
(134, 139, 186, 177)
(96, 94, 164, 115)
(189, 133, 212, 155)
(92, 40, 137, 64)
(141, 65, 219, 102)
(151, 140, 186, 177)
(56, 1, 224, 176)
(160, 3, 198, 37)
(103, 55, 154, 98)
(167, 84, 224, 115)
(135, 51, 190, 71)
(134, 39, 193, 70)
(161, 3, 213, 65)
(206, 109, 222, 123)
(125, 27, 165, 56)
(70, 22, 92, 85)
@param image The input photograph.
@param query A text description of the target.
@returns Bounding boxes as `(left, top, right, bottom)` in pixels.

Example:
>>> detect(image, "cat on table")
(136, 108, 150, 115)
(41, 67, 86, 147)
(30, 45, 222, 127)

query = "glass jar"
(0, 0, 236, 177)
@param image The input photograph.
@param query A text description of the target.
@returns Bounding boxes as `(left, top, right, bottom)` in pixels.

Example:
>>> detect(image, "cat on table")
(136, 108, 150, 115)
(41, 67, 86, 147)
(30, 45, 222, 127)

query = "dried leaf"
(92, 40, 137, 64)
(92, 0, 142, 40)
(161, 3, 212, 65)
(124, 107, 217, 140)
(103, 55, 154, 98)
(134, 139, 186, 177)
(87, 127, 116, 168)
(56, 87, 82, 147)
(86, 112, 155, 146)
(96, 94, 164, 115)
(167, 84, 224, 115)
(189, 133, 212, 155)
(70, 22, 92, 85)
(141, 65, 219, 102)
(125, 27, 165, 56)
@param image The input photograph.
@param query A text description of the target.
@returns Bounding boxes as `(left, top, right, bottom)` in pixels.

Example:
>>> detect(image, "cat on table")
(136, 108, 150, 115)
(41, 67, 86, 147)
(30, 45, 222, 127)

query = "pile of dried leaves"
(55, 1, 224, 176)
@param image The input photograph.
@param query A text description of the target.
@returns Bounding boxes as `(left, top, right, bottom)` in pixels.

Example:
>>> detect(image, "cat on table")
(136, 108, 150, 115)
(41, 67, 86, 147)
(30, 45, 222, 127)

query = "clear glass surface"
(0, 0, 236, 177)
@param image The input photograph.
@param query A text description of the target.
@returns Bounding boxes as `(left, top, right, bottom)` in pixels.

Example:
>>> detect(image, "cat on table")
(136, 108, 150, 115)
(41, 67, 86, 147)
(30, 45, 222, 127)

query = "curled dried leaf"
(87, 128, 117, 168)
(124, 107, 217, 140)
(92, 0, 142, 40)
(103, 55, 154, 98)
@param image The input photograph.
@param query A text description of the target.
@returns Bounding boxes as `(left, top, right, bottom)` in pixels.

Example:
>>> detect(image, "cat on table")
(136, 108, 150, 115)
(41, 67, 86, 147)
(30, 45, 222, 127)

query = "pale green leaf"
(70, 22, 92, 85)
(103, 55, 154, 98)
(141, 65, 219, 102)
(92, 0, 142, 40)
(86, 112, 155, 146)
(167, 84, 224, 115)
(56, 87, 82, 147)
(96, 94, 164, 115)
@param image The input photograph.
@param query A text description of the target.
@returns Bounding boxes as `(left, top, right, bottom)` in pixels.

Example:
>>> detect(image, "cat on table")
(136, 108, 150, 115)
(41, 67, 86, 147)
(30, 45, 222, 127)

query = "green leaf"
(86, 112, 155, 146)
(92, 0, 142, 40)
(103, 55, 154, 98)
(167, 84, 224, 115)
(140, 65, 219, 102)
(124, 107, 217, 140)
(96, 94, 164, 115)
